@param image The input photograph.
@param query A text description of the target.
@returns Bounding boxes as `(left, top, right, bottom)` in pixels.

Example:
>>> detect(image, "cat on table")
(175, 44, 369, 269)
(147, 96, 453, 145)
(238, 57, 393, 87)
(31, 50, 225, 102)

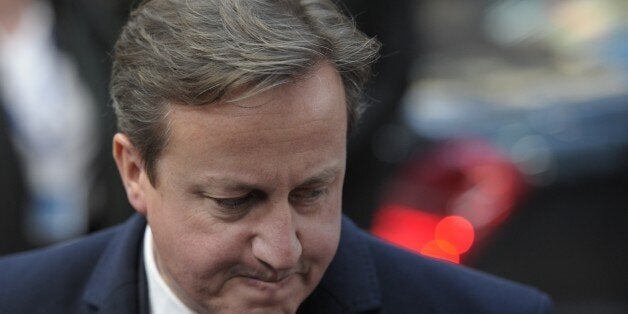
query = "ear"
(113, 133, 150, 216)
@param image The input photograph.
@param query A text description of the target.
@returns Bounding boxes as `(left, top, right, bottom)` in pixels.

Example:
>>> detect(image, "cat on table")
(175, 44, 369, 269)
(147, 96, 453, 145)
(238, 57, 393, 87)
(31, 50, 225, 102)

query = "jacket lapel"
(82, 214, 148, 313)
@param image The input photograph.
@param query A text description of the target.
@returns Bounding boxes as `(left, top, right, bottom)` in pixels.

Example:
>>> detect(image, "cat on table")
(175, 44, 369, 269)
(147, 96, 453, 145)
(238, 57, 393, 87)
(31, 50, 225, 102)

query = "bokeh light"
(420, 240, 460, 264)
(372, 207, 476, 264)
(435, 215, 475, 254)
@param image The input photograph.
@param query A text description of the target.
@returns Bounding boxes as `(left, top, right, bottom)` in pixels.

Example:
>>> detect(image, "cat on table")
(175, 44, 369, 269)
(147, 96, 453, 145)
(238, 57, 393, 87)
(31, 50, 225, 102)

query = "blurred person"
(0, 0, 552, 313)
(0, 0, 132, 254)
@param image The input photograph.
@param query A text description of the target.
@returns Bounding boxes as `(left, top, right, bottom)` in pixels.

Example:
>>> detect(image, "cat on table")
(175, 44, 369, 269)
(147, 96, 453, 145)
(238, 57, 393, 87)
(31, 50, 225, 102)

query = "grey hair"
(111, 0, 380, 185)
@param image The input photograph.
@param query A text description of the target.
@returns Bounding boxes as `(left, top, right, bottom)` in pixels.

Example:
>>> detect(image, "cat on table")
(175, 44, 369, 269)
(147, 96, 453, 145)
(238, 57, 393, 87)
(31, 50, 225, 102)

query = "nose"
(251, 203, 302, 271)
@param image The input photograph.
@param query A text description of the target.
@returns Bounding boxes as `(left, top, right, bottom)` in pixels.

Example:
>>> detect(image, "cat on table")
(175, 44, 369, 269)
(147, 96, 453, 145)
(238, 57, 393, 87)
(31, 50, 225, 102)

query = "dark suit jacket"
(0, 214, 552, 313)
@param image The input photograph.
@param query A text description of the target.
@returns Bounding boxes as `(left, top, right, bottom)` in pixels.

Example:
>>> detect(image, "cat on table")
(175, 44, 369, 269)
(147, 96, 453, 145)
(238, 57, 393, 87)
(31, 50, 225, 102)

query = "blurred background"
(344, 1, 628, 313)
(1, 0, 627, 313)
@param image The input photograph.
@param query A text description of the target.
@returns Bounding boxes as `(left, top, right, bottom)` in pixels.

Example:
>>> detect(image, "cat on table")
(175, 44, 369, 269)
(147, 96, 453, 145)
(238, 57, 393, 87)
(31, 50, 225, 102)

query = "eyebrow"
(198, 165, 343, 192)
(298, 166, 342, 187)
(199, 177, 260, 193)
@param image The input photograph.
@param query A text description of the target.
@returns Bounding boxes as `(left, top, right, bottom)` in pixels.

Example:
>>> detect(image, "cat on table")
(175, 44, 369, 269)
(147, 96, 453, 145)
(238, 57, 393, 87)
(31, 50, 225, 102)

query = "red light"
(371, 204, 440, 252)
(435, 215, 475, 254)
(372, 208, 476, 264)
(420, 240, 460, 264)
(419, 216, 475, 263)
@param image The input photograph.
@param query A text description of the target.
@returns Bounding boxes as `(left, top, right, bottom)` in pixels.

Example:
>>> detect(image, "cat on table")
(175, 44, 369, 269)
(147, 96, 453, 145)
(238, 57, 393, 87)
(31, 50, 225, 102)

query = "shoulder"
(345, 220, 553, 314)
(0, 225, 120, 312)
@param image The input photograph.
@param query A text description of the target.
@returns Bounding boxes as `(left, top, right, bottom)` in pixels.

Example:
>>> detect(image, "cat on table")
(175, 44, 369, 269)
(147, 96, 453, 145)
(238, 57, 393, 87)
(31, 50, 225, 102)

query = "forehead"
(169, 64, 343, 130)
(157, 63, 347, 182)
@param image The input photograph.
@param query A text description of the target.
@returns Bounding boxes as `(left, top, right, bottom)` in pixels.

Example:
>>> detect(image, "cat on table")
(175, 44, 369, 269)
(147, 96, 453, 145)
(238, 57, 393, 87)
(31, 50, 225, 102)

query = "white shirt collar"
(143, 225, 197, 314)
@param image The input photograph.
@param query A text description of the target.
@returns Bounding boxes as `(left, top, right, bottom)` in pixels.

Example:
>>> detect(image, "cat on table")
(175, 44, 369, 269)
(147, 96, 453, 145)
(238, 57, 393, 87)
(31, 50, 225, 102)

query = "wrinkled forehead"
(167, 63, 344, 131)
(160, 62, 347, 155)
(151, 64, 348, 190)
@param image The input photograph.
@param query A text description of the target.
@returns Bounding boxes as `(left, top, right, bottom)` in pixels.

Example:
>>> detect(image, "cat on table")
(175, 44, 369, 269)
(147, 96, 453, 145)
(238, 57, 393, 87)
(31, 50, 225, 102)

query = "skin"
(0, 0, 31, 33)
(113, 63, 347, 313)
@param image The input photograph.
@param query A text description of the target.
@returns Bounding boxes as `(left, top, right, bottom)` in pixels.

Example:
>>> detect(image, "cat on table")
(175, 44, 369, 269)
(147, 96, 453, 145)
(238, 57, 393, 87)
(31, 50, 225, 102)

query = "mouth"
(239, 272, 295, 291)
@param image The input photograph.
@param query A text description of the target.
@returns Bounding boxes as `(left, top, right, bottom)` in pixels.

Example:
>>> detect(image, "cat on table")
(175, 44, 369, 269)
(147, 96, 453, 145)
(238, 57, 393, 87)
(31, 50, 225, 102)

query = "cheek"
(153, 205, 243, 266)
(301, 196, 342, 267)
(304, 222, 340, 257)
(152, 222, 253, 304)
(148, 193, 249, 291)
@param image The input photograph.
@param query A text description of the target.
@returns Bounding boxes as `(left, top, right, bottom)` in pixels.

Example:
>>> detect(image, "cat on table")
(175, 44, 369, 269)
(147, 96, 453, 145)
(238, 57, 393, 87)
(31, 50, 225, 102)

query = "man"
(0, 0, 553, 313)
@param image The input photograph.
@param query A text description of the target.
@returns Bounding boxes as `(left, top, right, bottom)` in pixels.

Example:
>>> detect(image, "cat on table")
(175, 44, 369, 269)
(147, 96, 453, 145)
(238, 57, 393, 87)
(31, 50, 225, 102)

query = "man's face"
(127, 63, 347, 313)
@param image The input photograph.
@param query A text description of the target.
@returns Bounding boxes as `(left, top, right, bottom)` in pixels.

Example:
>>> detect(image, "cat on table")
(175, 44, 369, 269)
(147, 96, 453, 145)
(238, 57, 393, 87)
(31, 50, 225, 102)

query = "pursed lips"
(227, 263, 309, 290)
(240, 271, 294, 283)
(236, 272, 298, 293)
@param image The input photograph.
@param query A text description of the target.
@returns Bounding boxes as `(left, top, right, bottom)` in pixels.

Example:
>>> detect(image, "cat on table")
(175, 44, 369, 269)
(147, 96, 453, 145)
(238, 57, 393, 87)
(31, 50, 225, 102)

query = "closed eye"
(289, 188, 328, 205)
(209, 191, 264, 215)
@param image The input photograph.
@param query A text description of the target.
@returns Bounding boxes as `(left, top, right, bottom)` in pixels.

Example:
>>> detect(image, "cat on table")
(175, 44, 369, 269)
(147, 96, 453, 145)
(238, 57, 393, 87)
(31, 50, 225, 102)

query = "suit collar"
(83, 214, 147, 313)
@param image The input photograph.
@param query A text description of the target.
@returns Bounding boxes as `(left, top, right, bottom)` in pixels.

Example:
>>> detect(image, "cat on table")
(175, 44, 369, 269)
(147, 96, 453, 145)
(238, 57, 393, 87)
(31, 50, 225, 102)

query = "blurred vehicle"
(363, 1, 628, 313)
(371, 138, 526, 264)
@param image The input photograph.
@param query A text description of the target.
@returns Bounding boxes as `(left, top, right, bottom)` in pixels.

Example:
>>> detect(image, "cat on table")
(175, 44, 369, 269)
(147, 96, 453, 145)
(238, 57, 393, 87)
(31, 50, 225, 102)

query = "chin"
(246, 304, 300, 314)
(197, 300, 301, 314)
(194, 284, 308, 314)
